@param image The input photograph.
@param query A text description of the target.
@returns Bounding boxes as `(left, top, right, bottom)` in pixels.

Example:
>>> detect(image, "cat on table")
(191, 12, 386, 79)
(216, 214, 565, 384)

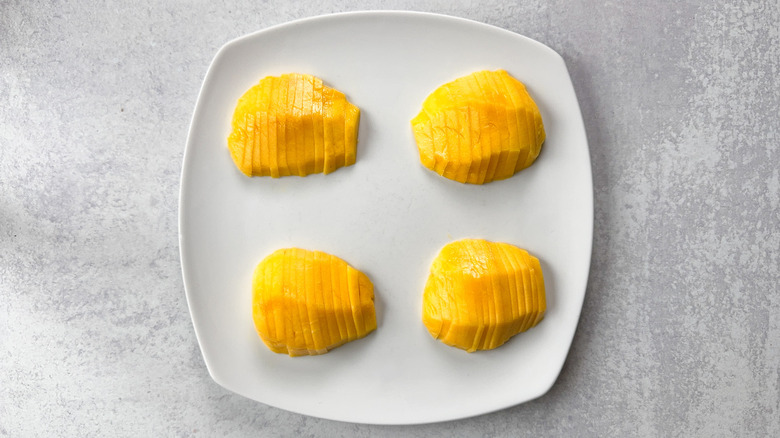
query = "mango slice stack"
(411, 70, 545, 184)
(252, 248, 376, 356)
(228, 73, 360, 177)
(422, 239, 546, 352)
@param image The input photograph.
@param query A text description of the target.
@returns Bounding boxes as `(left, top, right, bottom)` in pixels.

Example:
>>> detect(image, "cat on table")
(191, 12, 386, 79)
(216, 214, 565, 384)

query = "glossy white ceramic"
(180, 11, 592, 424)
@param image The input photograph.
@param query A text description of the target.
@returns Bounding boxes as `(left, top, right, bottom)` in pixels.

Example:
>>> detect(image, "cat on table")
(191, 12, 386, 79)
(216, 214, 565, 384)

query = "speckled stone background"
(1, 0, 778, 436)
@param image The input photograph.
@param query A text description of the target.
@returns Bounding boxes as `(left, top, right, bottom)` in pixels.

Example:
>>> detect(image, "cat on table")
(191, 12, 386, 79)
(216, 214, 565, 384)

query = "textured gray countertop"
(1, 1, 778, 436)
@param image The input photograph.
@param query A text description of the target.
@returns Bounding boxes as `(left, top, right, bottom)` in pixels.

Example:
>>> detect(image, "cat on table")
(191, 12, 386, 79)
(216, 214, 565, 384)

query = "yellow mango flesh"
(228, 73, 360, 177)
(252, 248, 376, 356)
(422, 239, 546, 352)
(411, 70, 545, 184)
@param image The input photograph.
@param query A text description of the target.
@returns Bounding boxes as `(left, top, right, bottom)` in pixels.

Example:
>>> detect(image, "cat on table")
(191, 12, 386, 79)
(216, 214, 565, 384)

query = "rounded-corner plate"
(180, 11, 592, 425)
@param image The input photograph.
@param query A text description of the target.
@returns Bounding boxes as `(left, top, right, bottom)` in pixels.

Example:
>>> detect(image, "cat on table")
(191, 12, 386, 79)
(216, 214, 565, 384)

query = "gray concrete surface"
(1, 1, 778, 436)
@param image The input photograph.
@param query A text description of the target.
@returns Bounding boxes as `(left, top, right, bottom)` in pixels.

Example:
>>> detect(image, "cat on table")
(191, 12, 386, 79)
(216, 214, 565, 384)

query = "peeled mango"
(422, 239, 546, 352)
(411, 70, 545, 184)
(228, 73, 360, 177)
(252, 248, 376, 356)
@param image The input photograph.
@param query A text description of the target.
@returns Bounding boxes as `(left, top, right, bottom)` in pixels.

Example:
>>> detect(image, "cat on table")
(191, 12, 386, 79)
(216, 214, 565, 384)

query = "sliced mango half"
(228, 73, 360, 177)
(422, 239, 546, 352)
(252, 248, 376, 356)
(411, 70, 545, 184)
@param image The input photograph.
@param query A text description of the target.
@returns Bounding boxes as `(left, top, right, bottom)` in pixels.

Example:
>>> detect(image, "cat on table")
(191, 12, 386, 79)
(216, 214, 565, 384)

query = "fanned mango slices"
(252, 248, 376, 356)
(228, 73, 360, 177)
(422, 239, 546, 352)
(411, 70, 545, 184)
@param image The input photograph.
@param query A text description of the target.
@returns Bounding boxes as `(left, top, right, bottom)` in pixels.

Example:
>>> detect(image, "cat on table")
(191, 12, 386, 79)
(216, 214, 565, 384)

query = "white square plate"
(180, 11, 592, 424)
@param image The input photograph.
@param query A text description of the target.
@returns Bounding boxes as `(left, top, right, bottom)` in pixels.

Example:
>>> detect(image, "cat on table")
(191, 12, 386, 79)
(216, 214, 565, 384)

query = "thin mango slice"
(228, 73, 360, 177)
(411, 70, 545, 184)
(422, 239, 546, 352)
(252, 248, 376, 356)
